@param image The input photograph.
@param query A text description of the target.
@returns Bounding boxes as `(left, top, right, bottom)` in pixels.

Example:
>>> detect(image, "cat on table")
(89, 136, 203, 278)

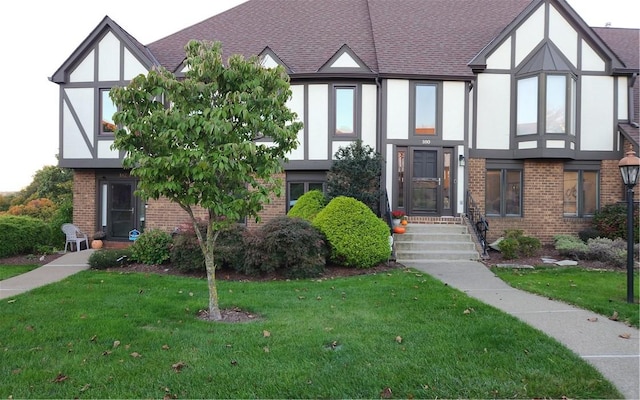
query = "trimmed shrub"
(0, 215, 53, 257)
(130, 229, 172, 265)
(592, 203, 639, 243)
(553, 235, 589, 259)
(88, 248, 133, 269)
(326, 140, 383, 214)
(244, 216, 326, 278)
(578, 227, 600, 243)
(498, 237, 519, 260)
(498, 229, 541, 259)
(287, 190, 326, 222)
(313, 196, 390, 268)
(585, 237, 627, 268)
(170, 222, 246, 273)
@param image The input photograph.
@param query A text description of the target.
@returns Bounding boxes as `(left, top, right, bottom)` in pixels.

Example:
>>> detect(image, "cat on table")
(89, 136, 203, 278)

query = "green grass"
(0, 264, 38, 280)
(492, 266, 639, 328)
(0, 268, 621, 399)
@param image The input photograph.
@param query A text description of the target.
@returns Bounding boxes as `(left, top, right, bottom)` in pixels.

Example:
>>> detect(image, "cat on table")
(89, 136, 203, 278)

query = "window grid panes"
(335, 87, 355, 135)
(414, 84, 437, 135)
(563, 170, 598, 217)
(101, 89, 117, 135)
(485, 169, 522, 217)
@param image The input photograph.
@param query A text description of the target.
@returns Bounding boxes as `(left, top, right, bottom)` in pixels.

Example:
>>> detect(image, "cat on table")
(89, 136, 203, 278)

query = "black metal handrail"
(465, 191, 489, 257)
(380, 189, 393, 233)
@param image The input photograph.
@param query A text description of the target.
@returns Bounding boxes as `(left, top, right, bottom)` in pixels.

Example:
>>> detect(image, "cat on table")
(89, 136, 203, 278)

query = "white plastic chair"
(61, 223, 89, 252)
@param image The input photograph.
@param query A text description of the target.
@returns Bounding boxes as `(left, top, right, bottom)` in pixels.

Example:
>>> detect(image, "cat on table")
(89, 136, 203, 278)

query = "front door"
(407, 148, 453, 216)
(98, 177, 144, 240)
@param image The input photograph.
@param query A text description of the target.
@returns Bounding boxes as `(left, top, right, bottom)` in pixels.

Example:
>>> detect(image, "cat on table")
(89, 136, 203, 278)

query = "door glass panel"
(110, 183, 134, 238)
(443, 152, 451, 210)
(411, 150, 438, 212)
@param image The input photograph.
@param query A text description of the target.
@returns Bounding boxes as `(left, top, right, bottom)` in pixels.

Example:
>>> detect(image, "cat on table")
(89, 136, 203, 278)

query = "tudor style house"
(51, 0, 639, 245)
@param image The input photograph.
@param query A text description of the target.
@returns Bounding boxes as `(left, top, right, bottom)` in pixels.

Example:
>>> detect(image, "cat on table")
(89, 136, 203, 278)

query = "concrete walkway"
(0, 250, 93, 300)
(1, 252, 638, 397)
(408, 260, 639, 400)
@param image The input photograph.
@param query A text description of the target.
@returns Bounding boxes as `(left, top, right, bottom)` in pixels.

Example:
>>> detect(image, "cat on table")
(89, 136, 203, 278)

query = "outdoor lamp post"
(618, 150, 640, 303)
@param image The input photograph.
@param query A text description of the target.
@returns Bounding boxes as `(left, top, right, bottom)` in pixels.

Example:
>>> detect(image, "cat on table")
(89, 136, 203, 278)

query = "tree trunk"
(204, 252, 222, 321)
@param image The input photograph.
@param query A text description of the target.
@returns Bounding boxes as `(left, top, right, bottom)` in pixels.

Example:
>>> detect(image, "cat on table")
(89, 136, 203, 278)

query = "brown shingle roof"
(146, 0, 637, 80)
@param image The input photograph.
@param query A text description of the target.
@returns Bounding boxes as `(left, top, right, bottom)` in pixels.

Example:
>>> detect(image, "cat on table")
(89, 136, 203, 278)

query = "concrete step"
(393, 222, 480, 262)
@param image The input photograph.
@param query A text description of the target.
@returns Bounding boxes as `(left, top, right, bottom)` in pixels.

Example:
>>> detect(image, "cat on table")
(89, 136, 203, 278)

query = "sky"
(0, 0, 638, 193)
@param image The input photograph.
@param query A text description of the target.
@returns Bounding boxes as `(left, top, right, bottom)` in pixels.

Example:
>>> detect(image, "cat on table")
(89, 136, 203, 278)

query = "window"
(563, 169, 599, 217)
(516, 74, 576, 136)
(100, 89, 117, 135)
(334, 86, 355, 135)
(485, 168, 522, 217)
(286, 171, 327, 211)
(414, 84, 437, 135)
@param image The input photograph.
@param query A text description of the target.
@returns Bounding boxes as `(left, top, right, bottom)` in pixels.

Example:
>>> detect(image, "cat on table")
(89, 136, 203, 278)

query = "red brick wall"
(468, 158, 625, 245)
(72, 170, 96, 237)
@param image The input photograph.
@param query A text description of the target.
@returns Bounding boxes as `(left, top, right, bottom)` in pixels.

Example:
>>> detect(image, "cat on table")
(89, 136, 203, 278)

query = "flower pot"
(392, 219, 401, 227)
(91, 239, 103, 249)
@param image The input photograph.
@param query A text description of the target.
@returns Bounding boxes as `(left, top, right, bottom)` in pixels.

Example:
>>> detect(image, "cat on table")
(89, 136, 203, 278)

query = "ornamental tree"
(110, 40, 302, 320)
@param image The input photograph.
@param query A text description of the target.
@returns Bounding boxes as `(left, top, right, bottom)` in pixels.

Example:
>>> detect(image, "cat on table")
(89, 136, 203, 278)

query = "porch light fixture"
(618, 150, 640, 303)
(459, 154, 466, 167)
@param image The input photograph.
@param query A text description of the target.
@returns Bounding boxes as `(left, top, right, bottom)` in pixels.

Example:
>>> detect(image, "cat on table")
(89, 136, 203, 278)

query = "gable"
(50, 16, 156, 84)
(318, 44, 371, 73)
(469, 0, 625, 73)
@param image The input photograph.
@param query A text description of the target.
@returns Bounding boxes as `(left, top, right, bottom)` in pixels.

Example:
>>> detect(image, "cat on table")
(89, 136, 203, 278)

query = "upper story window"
(414, 84, 437, 136)
(334, 86, 356, 136)
(100, 89, 117, 135)
(516, 73, 576, 136)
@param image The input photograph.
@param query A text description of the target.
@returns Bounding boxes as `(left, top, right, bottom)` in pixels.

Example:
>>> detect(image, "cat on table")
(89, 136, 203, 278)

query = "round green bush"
(287, 190, 326, 222)
(312, 196, 391, 268)
(130, 229, 172, 265)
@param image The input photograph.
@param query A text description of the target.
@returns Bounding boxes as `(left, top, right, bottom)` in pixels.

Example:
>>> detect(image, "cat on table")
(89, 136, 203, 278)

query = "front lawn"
(0, 265, 38, 281)
(0, 268, 620, 398)
(492, 266, 639, 327)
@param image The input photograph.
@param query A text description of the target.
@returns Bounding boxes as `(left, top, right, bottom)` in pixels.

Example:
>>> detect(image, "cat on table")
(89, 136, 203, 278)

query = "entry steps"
(394, 222, 480, 263)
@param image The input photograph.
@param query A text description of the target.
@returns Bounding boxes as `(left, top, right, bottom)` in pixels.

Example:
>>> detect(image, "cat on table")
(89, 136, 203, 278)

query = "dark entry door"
(109, 181, 136, 239)
(410, 149, 440, 213)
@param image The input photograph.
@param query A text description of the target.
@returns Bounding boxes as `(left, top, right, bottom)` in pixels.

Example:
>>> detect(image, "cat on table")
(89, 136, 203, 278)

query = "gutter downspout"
(629, 73, 639, 128)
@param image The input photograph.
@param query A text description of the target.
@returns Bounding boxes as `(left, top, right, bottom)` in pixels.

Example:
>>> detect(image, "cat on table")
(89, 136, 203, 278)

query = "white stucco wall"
(287, 85, 305, 160)
(515, 5, 544, 66)
(386, 80, 409, 139)
(307, 84, 329, 160)
(486, 37, 512, 70)
(442, 81, 466, 141)
(549, 5, 578, 67)
(581, 75, 614, 151)
(475, 74, 511, 150)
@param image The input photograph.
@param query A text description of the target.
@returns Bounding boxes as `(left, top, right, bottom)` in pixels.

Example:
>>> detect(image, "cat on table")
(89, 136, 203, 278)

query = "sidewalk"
(0, 249, 94, 300)
(1, 252, 638, 398)
(408, 260, 639, 400)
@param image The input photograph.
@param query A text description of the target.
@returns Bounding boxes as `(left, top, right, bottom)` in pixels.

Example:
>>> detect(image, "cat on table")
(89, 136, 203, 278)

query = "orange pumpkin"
(400, 219, 408, 226)
(393, 226, 406, 234)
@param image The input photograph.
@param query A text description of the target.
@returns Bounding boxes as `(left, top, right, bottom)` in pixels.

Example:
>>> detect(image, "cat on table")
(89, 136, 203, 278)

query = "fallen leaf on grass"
(52, 373, 68, 383)
(130, 352, 142, 358)
(263, 330, 271, 338)
(263, 346, 270, 353)
(162, 344, 170, 350)
(113, 340, 121, 348)
(463, 308, 475, 314)
(395, 336, 403, 344)
(380, 387, 393, 398)
(609, 311, 619, 321)
(80, 384, 91, 392)
(619, 333, 631, 339)
(7, 299, 16, 303)
(171, 361, 186, 372)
